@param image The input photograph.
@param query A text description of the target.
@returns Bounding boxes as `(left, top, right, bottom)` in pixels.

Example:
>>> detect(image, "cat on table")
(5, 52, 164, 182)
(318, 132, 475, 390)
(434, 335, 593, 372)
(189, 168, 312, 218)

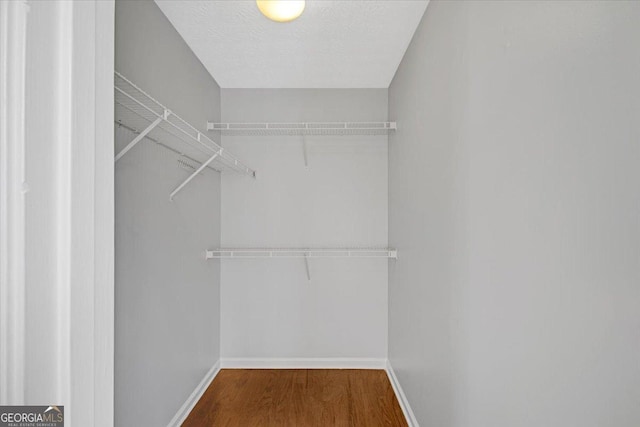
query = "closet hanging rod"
(206, 121, 396, 136)
(205, 248, 398, 260)
(114, 71, 256, 179)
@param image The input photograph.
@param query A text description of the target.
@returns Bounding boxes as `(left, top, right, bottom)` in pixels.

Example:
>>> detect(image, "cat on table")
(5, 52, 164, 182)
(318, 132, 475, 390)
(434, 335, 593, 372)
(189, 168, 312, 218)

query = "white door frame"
(67, 1, 115, 425)
(0, 0, 29, 405)
(0, 1, 115, 425)
(58, 1, 115, 425)
(92, 2, 116, 426)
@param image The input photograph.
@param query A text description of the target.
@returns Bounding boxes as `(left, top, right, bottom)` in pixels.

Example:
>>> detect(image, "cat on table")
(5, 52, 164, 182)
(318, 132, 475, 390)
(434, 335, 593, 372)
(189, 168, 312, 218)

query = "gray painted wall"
(115, 1, 221, 426)
(389, 2, 467, 425)
(220, 89, 388, 361)
(389, 1, 640, 426)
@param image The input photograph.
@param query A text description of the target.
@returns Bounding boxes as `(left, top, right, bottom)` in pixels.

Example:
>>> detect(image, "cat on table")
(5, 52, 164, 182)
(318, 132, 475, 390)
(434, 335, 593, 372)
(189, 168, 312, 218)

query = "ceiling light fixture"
(256, 0, 305, 23)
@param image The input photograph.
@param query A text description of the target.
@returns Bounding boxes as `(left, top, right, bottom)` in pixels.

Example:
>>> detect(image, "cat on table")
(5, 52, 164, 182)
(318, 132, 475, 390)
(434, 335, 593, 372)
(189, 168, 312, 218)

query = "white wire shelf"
(206, 121, 396, 136)
(206, 248, 398, 259)
(114, 72, 256, 179)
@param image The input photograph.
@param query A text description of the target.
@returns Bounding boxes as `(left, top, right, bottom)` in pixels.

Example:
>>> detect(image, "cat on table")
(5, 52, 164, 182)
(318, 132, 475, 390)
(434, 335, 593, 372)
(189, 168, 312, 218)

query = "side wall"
(115, 1, 221, 426)
(220, 89, 389, 363)
(388, 1, 468, 425)
(389, 1, 640, 426)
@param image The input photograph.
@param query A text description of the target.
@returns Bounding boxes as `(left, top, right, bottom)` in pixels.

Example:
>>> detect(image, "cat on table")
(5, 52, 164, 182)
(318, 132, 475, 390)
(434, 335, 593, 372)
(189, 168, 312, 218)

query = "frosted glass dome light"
(256, 0, 305, 23)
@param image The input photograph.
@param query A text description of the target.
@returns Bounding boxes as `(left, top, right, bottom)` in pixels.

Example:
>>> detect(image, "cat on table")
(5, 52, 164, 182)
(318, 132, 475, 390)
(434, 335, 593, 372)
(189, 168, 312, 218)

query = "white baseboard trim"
(385, 360, 419, 427)
(167, 360, 220, 427)
(220, 357, 387, 369)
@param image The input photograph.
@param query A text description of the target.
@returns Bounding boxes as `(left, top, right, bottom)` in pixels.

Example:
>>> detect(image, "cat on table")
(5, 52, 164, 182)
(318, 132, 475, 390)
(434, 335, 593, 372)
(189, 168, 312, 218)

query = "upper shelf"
(114, 72, 256, 177)
(206, 121, 396, 136)
(206, 248, 398, 259)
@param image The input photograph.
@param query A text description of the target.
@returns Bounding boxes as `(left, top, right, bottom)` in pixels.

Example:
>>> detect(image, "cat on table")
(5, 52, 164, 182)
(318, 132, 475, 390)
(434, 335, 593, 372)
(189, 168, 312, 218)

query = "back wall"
(220, 89, 389, 363)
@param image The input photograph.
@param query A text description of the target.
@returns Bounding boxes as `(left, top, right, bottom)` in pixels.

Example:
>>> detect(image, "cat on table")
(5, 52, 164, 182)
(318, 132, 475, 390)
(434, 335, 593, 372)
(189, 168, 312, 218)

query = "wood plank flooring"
(182, 369, 407, 427)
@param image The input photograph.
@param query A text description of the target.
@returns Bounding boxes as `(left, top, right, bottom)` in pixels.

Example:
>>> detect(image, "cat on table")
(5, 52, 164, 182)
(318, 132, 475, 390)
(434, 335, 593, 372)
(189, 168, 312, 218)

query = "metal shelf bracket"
(303, 134, 309, 168)
(169, 149, 222, 201)
(115, 115, 163, 162)
(304, 253, 311, 281)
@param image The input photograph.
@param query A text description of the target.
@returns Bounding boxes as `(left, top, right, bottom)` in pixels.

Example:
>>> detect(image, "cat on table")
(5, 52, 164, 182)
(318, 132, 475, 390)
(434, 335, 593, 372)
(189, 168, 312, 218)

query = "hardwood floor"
(182, 369, 407, 427)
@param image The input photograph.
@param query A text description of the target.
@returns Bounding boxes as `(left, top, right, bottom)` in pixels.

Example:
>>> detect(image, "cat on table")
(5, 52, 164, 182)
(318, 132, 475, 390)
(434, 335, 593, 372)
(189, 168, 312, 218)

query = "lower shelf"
(205, 248, 397, 259)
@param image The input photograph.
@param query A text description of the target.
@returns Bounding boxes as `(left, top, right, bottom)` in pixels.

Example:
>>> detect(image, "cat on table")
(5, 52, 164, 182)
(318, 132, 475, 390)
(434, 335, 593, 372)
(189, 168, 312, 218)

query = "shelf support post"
(302, 133, 309, 168)
(169, 149, 221, 201)
(114, 115, 163, 162)
(304, 253, 311, 281)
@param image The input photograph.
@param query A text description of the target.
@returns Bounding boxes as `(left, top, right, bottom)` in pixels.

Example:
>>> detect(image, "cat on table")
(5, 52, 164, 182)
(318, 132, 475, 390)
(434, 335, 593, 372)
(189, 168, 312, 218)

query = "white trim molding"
(221, 358, 388, 370)
(0, 0, 115, 421)
(92, 1, 116, 425)
(0, 0, 29, 405)
(167, 361, 221, 427)
(62, 2, 115, 425)
(385, 361, 419, 427)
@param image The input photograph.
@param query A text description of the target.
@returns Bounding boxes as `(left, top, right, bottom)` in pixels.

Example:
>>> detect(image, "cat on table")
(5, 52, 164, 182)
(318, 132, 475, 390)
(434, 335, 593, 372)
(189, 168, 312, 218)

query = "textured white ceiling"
(154, 1, 429, 88)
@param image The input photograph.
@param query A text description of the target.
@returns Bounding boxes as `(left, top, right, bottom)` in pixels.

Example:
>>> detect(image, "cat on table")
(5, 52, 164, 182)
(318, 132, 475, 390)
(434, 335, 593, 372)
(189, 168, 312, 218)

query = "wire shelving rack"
(114, 71, 256, 199)
(206, 121, 396, 136)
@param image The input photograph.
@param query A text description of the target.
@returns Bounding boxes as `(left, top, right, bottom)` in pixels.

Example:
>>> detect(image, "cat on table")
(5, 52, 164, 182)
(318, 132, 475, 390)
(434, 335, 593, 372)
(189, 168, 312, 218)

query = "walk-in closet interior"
(112, 1, 640, 426)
